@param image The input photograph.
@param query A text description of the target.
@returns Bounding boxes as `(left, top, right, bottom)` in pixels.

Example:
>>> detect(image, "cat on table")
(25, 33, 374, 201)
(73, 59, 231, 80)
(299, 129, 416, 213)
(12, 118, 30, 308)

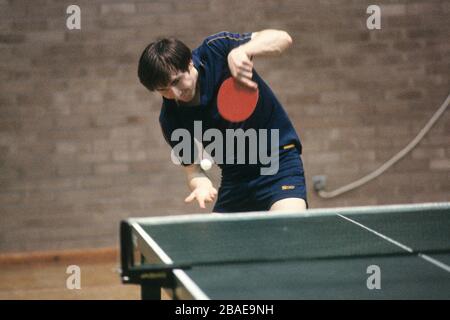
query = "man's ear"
(188, 60, 194, 73)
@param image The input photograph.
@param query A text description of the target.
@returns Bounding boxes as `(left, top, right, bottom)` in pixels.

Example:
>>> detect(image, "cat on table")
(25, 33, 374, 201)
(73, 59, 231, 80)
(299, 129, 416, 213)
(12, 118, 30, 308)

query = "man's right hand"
(185, 184, 218, 209)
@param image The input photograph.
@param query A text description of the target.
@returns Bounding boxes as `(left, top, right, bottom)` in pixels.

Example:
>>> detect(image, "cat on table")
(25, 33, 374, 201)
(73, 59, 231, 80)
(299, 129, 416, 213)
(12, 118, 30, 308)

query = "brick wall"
(0, 0, 449, 252)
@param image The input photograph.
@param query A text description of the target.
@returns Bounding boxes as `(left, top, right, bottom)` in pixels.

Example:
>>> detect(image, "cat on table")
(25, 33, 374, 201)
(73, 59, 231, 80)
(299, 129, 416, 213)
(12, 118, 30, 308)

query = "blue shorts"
(213, 148, 307, 213)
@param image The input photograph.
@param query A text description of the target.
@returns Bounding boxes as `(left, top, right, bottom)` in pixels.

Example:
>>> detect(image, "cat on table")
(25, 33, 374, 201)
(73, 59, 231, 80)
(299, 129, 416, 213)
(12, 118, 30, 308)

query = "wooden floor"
(0, 247, 141, 300)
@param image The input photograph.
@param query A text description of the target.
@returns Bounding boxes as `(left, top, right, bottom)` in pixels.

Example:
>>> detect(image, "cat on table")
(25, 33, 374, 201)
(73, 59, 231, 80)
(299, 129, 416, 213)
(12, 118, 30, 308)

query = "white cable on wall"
(316, 92, 450, 199)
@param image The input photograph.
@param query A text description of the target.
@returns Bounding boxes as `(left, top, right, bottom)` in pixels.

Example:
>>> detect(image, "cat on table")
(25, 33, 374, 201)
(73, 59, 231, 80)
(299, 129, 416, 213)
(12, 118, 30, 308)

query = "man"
(138, 30, 307, 213)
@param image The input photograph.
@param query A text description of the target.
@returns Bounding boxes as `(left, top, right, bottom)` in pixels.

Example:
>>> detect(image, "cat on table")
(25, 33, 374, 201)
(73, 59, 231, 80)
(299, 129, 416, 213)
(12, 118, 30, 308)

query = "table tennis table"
(120, 202, 450, 299)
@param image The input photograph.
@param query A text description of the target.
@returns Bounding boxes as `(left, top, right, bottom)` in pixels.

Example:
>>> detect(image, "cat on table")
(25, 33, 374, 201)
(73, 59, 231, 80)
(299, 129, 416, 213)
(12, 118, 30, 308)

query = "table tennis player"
(137, 30, 307, 213)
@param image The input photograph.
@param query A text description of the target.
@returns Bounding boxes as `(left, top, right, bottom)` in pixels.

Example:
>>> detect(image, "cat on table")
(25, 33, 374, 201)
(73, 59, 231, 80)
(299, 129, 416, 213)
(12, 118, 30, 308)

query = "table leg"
(141, 284, 161, 300)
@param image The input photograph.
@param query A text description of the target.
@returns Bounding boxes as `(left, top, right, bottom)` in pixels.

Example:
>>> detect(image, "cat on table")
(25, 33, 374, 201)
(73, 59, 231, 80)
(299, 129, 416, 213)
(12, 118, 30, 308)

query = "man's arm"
(183, 164, 217, 209)
(227, 29, 292, 88)
(184, 164, 211, 189)
(243, 29, 293, 57)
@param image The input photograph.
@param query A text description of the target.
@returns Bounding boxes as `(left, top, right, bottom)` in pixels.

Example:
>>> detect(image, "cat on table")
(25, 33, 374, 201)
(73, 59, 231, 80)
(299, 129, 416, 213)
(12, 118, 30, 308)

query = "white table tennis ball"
(200, 159, 212, 171)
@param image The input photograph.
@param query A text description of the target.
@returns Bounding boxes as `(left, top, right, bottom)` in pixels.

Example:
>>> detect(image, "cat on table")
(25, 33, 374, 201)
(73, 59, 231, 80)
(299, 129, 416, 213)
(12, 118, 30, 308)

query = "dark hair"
(137, 38, 192, 91)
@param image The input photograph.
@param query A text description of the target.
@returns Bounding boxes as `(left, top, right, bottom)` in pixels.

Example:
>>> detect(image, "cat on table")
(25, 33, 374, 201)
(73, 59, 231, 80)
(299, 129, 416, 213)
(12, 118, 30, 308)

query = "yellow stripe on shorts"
(283, 144, 295, 150)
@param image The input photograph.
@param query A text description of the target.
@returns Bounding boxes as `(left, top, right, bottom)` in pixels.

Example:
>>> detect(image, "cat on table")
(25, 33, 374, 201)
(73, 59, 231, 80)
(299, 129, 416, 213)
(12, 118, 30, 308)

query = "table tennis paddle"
(217, 77, 259, 122)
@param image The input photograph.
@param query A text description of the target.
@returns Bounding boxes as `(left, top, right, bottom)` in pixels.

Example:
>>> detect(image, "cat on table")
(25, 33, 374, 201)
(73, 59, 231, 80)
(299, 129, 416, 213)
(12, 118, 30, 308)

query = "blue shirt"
(159, 31, 302, 180)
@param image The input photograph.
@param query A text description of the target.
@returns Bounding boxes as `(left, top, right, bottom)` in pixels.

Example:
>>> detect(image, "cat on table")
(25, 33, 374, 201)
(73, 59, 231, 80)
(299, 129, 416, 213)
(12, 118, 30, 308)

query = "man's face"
(156, 63, 198, 103)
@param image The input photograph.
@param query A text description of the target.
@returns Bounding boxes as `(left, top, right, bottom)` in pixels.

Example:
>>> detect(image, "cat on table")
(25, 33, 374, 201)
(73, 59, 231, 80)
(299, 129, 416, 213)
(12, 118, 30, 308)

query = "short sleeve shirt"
(159, 31, 302, 179)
